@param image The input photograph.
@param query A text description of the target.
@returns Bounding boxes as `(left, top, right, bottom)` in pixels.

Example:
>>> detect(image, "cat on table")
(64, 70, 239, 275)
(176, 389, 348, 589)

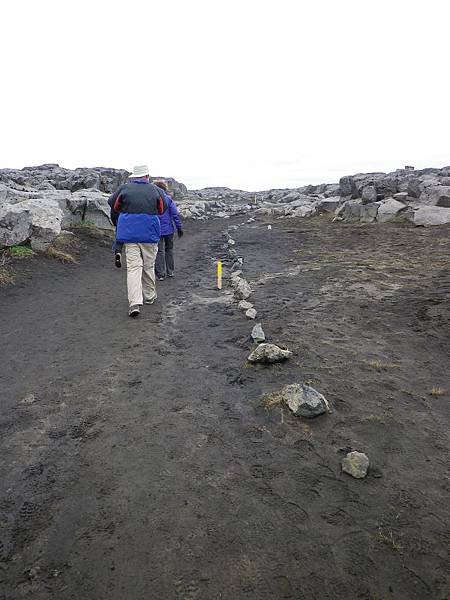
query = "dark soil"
(0, 216, 449, 600)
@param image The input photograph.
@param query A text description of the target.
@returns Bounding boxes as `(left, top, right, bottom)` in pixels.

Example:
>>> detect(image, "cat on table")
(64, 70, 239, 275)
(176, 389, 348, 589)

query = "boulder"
(361, 186, 378, 204)
(281, 383, 329, 418)
(251, 323, 265, 343)
(342, 451, 369, 479)
(245, 308, 257, 319)
(339, 199, 379, 222)
(289, 204, 317, 218)
(0, 199, 63, 250)
(423, 185, 450, 207)
(248, 343, 292, 364)
(377, 198, 407, 223)
(0, 204, 33, 247)
(317, 197, 342, 213)
(339, 175, 358, 198)
(67, 190, 113, 229)
(406, 206, 450, 226)
(393, 192, 409, 202)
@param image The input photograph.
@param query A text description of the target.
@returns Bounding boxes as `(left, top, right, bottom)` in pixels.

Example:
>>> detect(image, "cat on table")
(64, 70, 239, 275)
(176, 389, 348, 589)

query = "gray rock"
(289, 204, 317, 218)
(317, 197, 342, 213)
(238, 300, 253, 311)
(245, 308, 257, 319)
(424, 185, 450, 207)
(227, 238, 235, 246)
(377, 198, 407, 223)
(282, 383, 330, 418)
(406, 206, 450, 226)
(68, 190, 113, 229)
(251, 323, 265, 343)
(0, 204, 33, 247)
(342, 451, 369, 479)
(361, 185, 378, 204)
(0, 199, 63, 250)
(248, 343, 292, 364)
(233, 278, 252, 300)
(393, 192, 409, 202)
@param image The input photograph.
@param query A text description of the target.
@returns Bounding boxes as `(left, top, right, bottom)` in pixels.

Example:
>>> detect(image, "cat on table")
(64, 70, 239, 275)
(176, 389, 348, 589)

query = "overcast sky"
(1, 0, 449, 191)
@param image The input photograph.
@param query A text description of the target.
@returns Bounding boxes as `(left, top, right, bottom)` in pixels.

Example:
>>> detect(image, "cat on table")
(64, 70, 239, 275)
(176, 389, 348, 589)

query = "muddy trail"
(0, 216, 449, 600)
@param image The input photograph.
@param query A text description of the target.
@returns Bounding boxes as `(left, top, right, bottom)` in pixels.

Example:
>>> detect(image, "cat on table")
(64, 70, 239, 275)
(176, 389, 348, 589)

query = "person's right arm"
(108, 185, 124, 225)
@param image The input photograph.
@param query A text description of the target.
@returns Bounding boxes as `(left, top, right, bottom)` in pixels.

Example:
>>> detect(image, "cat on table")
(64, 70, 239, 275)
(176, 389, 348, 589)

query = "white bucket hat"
(128, 165, 150, 178)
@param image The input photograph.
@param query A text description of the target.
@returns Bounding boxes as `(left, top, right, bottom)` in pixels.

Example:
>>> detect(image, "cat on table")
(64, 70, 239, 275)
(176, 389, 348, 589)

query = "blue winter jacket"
(159, 191, 183, 236)
(108, 181, 166, 244)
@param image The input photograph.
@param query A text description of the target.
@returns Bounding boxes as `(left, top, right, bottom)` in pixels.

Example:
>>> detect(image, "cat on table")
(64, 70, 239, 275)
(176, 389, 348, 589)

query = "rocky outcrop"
(0, 164, 129, 193)
(1, 163, 449, 249)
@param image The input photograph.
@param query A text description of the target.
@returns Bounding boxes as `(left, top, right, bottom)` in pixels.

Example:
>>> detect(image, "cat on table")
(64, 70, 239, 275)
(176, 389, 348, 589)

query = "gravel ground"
(0, 216, 449, 600)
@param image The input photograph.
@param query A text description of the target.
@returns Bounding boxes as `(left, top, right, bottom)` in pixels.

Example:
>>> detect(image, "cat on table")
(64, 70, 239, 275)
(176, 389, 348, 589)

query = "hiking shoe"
(114, 252, 122, 268)
(144, 295, 157, 305)
(128, 305, 140, 317)
(167, 272, 175, 278)
(157, 275, 165, 281)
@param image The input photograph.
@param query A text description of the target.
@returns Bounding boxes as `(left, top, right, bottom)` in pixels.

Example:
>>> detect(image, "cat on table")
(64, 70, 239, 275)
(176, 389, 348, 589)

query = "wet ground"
(0, 216, 449, 599)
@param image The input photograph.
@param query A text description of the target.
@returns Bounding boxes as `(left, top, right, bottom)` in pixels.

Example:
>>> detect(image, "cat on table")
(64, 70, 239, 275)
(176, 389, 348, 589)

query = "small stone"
(230, 270, 242, 282)
(227, 238, 235, 246)
(246, 308, 257, 319)
(342, 451, 369, 479)
(251, 323, 265, 343)
(233, 278, 252, 300)
(21, 393, 36, 404)
(248, 343, 292, 364)
(238, 300, 253, 311)
(282, 383, 329, 417)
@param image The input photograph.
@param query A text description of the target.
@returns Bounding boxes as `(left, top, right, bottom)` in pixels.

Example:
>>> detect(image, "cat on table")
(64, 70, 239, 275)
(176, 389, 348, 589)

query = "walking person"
(108, 165, 166, 317)
(153, 180, 183, 280)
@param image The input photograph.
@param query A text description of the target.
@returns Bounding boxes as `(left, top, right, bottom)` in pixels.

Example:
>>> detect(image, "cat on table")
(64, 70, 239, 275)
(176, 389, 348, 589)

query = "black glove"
(177, 228, 184, 238)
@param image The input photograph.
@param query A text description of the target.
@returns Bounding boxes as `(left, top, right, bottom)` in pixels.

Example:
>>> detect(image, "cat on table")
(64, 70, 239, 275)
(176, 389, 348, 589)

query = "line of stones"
(221, 224, 370, 480)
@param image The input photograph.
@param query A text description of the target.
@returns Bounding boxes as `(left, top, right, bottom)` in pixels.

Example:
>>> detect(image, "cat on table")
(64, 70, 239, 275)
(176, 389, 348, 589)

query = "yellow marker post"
(217, 260, 223, 290)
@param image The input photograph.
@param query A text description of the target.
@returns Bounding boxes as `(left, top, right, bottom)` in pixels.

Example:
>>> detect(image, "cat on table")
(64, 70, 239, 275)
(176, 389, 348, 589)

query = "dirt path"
(0, 217, 449, 600)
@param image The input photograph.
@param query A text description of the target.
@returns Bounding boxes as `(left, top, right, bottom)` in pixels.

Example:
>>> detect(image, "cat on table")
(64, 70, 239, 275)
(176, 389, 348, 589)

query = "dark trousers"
(155, 234, 174, 277)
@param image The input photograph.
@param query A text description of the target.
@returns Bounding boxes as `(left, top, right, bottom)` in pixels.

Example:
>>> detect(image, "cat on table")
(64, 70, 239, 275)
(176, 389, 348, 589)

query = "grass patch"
(376, 528, 403, 552)
(365, 414, 386, 424)
(46, 247, 78, 264)
(52, 233, 79, 249)
(0, 266, 14, 285)
(364, 359, 400, 371)
(8, 245, 34, 259)
(261, 390, 284, 410)
(430, 387, 447, 397)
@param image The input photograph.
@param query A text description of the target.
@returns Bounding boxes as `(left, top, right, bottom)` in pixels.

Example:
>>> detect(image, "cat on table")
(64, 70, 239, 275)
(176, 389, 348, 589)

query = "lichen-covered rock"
(342, 451, 369, 479)
(282, 383, 329, 417)
(245, 308, 257, 319)
(248, 343, 292, 364)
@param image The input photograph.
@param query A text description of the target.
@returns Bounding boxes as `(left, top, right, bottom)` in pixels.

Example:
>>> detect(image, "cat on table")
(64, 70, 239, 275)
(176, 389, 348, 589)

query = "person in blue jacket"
(108, 165, 166, 317)
(153, 181, 183, 280)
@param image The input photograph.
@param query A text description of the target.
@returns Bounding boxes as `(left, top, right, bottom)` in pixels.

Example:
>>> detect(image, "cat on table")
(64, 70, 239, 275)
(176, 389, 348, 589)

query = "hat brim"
(128, 173, 149, 178)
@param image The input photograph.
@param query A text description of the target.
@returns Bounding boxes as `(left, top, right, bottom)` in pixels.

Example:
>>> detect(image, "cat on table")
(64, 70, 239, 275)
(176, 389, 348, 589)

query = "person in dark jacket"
(153, 181, 183, 280)
(108, 165, 166, 317)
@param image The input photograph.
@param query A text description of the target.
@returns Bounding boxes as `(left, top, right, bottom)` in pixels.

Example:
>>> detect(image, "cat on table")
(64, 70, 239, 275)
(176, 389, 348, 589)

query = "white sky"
(1, 0, 449, 191)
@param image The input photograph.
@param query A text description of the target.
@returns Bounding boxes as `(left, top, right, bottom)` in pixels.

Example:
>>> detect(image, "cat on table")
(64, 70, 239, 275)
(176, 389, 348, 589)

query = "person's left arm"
(169, 197, 183, 232)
